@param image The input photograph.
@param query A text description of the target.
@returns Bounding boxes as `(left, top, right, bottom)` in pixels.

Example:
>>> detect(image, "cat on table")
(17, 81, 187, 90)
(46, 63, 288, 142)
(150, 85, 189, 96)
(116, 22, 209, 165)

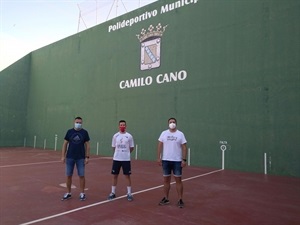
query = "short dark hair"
(75, 116, 82, 120)
(168, 117, 177, 123)
(119, 120, 126, 124)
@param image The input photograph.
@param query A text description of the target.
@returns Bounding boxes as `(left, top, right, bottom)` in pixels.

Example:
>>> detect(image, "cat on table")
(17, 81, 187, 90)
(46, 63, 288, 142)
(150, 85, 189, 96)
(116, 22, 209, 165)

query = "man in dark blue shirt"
(61, 117, 90, 201)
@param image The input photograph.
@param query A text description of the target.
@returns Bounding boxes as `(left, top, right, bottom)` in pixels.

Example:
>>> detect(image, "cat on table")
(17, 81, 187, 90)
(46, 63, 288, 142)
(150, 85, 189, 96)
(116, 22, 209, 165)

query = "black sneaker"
(79, 193, 86, 201)
(127, 194, 133, 202)
(159, 197, 170, 205)
(108, 193, 116, 200)
(177, 199, 184, 208)
(61, 193, 72, 201)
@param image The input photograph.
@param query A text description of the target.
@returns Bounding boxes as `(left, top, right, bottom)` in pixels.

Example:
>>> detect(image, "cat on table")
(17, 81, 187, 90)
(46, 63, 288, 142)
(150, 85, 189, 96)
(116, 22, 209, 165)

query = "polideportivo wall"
(0, 0, 299, 177)
(0, 55, 31, 146)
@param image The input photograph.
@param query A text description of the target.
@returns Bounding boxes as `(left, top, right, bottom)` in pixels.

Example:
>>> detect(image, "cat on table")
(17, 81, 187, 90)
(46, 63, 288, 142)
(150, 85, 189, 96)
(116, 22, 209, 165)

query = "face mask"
(119, 126, 126, 132)
(169, 123, 176, 129)
(74, 123, 82, 129)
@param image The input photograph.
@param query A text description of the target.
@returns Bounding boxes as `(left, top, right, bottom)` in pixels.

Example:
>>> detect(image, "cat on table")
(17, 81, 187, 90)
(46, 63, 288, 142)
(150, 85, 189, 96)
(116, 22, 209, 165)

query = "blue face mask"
(74, 123, 82, 129)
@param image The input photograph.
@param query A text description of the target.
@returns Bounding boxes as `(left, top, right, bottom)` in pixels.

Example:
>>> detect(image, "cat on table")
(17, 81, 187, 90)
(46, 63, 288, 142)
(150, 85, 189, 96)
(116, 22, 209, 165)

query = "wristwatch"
(86, 156, 90, 159)
(182, 159, 187, 162)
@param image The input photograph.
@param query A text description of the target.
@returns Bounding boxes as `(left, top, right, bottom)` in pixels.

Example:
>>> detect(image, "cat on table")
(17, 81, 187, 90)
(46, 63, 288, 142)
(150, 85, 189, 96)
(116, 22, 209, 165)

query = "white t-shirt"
(158, 129, 187, 161)
(112, 132, 134, 161)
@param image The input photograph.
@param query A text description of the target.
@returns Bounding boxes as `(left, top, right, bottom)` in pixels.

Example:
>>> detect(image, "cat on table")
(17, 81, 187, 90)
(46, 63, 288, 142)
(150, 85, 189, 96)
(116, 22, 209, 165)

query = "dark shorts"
(111, 160, 131, 175)
(66, 158, 85, 177)
(162, 160, 182, 177)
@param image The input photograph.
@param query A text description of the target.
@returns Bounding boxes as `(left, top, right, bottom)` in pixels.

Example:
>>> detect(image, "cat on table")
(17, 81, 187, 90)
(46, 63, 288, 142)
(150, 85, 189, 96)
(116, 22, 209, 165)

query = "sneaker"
(79, 193, 86, 201)
(108, 193, 116, 200)
(159, 197, 170, 205)
(127, 194, 133, 202)
(61, 193, 72, 201)
(177, 199, 184, 208)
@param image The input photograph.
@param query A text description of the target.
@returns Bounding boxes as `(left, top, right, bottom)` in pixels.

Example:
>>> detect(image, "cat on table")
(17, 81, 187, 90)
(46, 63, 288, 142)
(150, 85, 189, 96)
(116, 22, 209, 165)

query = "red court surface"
(0, 147, 299, 225)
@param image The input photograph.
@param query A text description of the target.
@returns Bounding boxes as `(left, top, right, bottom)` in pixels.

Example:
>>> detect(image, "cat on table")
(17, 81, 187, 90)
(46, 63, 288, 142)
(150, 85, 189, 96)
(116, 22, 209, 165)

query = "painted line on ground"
(0, 158, 104, 168)
(0, 161, 61, 168)
(19, 169, 223, 225)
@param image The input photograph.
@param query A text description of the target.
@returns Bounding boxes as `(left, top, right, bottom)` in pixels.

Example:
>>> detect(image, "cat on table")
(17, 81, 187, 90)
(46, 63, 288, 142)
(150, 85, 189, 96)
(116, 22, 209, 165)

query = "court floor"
(0, 147, 299, 225)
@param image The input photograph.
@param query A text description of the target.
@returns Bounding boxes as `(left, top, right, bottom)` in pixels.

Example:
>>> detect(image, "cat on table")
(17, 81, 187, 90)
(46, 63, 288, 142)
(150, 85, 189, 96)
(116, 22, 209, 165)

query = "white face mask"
(169, 123, 176, 129)
(74, 123, 82, 129)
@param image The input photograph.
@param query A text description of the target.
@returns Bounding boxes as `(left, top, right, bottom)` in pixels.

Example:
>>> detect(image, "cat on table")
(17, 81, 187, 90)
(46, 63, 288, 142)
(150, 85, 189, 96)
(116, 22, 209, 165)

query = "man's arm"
(61, 140, 68, 163)
(84, 141, 90, 164)
(157, 141, 163, 165)
(181, 143, 188, 167)
(85, 141, 90, 157)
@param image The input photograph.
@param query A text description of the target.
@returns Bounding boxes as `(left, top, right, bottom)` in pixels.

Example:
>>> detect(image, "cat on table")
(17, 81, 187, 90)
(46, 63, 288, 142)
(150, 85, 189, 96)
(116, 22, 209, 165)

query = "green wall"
(0, 54, 31, 146)
(1, 0, 299, 177)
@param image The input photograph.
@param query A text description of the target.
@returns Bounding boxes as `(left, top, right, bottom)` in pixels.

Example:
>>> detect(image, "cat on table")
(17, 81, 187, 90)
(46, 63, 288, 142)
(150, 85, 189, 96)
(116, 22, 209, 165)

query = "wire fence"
(77, 0, 157, 32)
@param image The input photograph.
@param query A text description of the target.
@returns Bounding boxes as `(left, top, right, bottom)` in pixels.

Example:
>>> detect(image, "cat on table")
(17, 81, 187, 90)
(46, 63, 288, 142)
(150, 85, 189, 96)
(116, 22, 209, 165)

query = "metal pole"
(188, 148, 191, 166)
(33, 136, 36, 148)
(135, 144, 138, 160)
(97, 142, 99, 155)
(54, 134, 58, 151)
(264, 153, 267, 174)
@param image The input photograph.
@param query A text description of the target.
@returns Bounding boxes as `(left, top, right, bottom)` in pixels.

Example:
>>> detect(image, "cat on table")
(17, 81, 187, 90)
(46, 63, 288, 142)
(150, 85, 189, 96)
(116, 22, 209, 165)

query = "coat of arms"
(136, 23, 168, 70)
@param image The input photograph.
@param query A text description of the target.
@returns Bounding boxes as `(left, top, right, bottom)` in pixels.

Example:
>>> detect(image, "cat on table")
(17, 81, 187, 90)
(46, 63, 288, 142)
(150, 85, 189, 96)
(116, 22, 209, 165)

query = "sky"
(0, 0, 157, 71)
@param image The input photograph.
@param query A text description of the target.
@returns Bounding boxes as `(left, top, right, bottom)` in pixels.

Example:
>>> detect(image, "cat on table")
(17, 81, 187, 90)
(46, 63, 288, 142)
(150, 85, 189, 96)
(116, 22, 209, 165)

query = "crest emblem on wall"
(136, 23, 168, 70)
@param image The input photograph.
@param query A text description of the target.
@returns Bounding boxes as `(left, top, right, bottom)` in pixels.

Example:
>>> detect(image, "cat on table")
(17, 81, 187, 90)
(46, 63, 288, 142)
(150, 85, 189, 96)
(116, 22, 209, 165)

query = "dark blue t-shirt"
(64, 128, 90, 160)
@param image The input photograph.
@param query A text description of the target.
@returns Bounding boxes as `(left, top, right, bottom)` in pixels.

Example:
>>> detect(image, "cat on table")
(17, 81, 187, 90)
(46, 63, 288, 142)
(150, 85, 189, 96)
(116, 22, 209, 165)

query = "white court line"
(19, 169, 223, 225)
(0, 158, 104, 168)
(0, 161, 61, 168)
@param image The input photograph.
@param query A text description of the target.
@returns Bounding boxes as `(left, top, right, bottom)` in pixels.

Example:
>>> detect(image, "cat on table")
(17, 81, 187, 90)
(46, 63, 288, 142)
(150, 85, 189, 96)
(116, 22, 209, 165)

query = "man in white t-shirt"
(108, 120, 135, 201)
(157, 117, 187, 208)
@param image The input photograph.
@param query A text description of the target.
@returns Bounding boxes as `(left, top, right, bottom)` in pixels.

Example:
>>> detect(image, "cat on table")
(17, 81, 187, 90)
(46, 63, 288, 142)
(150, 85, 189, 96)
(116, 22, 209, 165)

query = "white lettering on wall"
(156, 70, 187, 84)
(108, 10, 158, 32)
(119, 70, 188, 89)
(108, 0, 198, 32)
(119, 76, 153, 89)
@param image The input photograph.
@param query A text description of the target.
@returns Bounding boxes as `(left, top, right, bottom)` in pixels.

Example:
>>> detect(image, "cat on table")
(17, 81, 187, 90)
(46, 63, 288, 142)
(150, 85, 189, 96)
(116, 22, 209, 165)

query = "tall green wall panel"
(0, 55, 31, 146)
(0, 0, 299, 177)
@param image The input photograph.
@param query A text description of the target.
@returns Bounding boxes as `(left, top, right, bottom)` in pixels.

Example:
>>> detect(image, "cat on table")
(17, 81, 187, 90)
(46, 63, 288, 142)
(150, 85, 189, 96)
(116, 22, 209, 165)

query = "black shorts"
(111, 160, 131, 175)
